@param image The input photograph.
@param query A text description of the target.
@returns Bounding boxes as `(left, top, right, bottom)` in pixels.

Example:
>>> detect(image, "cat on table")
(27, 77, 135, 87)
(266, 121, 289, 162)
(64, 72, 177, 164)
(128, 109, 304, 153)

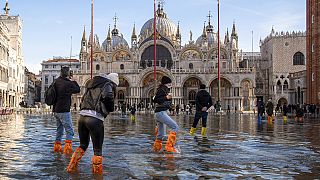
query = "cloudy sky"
(7, 0, 305, 73)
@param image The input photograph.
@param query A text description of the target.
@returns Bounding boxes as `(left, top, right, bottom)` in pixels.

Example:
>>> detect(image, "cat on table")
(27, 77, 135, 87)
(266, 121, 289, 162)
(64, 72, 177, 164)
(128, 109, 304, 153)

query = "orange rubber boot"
(63, 140, 73, 154)
(66, 147, 85, 173)
(53, 141, 63, 153)
(165, 131, 178, 153)
(153, 139, 162, 152)
(92, 155, 103, 174)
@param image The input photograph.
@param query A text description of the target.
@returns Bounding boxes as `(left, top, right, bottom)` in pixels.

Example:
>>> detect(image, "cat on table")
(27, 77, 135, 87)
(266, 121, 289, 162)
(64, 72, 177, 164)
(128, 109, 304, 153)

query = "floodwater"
(0, 112, 319, 179)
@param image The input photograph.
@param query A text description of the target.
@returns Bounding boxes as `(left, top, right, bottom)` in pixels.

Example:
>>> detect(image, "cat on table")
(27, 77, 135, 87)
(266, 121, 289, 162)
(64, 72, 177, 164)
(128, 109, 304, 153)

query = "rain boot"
(201, 127, 207, 137)
(92, 155, 103, 174)
(153, 139, 162, 152)
(155, 126, 158, 137)
(63, 140, 73, 154)
(189, 127, 196, 136)
(53, 141, 63, 153)
(165, 131, 178, 153)
(66, 147, 85, 173)
(283, 116, 287, 124)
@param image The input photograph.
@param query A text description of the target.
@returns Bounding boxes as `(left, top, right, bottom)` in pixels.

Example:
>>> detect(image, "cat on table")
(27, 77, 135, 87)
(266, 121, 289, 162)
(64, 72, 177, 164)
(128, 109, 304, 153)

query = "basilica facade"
(74, 5, 256, 111)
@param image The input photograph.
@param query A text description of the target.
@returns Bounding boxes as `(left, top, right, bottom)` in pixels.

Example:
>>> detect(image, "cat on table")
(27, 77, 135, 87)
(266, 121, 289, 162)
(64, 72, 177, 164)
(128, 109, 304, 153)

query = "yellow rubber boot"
(130, 115, 136, 122)
(189, 127, 196, 136)
(67, 147, 85, 173)
(153, 139, 162, 152)
(92, 155, 103, 174)
(165, 132, 178, 153)
(63, 140, 73, 154)
(283, 116, 287, 124)
(53, 141, 63, 153)
(201, 127, 207, 137)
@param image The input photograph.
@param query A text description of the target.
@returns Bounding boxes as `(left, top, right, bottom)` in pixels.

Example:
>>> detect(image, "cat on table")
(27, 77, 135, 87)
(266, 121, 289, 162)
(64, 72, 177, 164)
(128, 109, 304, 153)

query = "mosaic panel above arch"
(180, 49, 202, 60)
(208, 48, 228, 60)
(112, 50, 131, 61)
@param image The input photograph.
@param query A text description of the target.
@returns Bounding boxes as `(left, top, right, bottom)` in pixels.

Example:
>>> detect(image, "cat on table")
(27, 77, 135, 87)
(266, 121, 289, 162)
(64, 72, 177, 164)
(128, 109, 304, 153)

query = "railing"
(75, 67, 254, 75)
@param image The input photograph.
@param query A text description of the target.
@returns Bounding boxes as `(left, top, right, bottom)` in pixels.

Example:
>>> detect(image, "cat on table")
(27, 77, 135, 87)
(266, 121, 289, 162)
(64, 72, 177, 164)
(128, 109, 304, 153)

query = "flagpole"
(153, 0, 157, 95)
(217, 0, 221, 111)
(90, 0, 94, 79)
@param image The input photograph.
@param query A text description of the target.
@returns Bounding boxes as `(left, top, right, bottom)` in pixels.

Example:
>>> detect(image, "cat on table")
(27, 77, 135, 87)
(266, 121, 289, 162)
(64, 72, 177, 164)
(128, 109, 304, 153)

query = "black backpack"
(45, 81, 57, 105)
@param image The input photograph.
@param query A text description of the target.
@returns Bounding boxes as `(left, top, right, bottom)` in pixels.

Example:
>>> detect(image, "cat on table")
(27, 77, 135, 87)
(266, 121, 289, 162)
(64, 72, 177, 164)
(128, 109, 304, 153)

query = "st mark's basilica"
(74, 4, 256, 111)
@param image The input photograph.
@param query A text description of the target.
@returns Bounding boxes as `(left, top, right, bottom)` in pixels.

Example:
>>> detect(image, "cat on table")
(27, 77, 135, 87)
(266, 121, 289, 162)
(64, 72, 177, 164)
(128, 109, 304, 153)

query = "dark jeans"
(192, 111, 208, 128)
(78, 115, 104, 156)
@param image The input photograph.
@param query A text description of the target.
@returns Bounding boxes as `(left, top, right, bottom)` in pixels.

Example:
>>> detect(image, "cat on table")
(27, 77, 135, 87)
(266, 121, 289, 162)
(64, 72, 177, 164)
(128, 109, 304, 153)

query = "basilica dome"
(102, 26, 129, 50)
(139, 5, 177, 42)
(196, 23, 217, 46)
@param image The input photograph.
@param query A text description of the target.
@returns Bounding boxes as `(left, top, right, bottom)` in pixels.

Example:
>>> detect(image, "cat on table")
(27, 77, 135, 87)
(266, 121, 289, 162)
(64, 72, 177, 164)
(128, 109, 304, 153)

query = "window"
(52, 76, 56, 81)
(53, 65, 56, 69)
(45, 76, 48, 84)
(76, 65, 79, 69)
(312, 15, 314, 23)
(283, 80, 288, 90)
(120, 64, 124, 70)
(189, 63, 193, 69)
(312, 44, 314, 52)
(45, 65, 48, 68)
(293, 52, 305, 65)
(96, 64, 100, 71)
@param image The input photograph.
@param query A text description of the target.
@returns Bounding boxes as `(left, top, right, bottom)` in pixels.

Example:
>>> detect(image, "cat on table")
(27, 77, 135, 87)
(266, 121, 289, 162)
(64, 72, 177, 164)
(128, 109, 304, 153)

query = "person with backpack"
(152, 76, 179, 153)
(67, 73, 118, 174)
(189, 84, 213, 137)
(52, 66, 80, 154)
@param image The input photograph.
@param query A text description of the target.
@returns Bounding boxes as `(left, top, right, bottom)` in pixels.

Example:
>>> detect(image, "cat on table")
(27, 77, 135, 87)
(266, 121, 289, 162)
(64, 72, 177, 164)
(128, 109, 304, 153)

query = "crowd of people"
(48, 67, 320, 175)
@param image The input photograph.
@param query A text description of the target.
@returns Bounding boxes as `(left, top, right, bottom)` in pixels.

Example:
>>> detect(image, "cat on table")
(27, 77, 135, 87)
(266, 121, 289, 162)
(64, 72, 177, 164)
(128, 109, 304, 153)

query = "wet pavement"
(0, 112, 319, 179)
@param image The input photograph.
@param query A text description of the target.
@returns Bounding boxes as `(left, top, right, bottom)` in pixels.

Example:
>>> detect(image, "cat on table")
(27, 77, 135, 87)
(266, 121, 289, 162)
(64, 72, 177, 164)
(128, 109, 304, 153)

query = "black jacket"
(153, 84, 172, 113)
(195, 89, 213, 111)
(53, 77, 80, 113)
(80, 76, 115, 117)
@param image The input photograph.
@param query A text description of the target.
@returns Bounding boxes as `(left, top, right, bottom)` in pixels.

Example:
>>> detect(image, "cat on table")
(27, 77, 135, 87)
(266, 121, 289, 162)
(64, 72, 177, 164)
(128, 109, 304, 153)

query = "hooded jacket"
(153, 84, 172, 113)
(80, 76, 115, 117)
(53, 77, 80, 113)
(195, 89, 213, 111)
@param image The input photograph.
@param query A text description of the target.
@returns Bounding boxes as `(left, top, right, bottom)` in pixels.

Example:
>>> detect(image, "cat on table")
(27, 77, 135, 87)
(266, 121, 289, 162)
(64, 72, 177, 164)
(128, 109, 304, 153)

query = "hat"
(161, 76, 172, 85)
(99, 73, 108, 79)
(107, 73, 119, 86)
(60, 66, 70, 77)
(199, 84, 206, 89)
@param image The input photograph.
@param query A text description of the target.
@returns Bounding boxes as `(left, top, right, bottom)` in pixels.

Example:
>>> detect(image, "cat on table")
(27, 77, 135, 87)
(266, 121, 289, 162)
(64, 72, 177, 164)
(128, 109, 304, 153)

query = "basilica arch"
(140, 71, 172, 106)
(180, 48, 203, 61)
(112, 49, 132, 61)
(183, 77, 203, 105)
(116, 76, 130, 104)
(209, 78, 232, 110)
(240, 79, 254, 111)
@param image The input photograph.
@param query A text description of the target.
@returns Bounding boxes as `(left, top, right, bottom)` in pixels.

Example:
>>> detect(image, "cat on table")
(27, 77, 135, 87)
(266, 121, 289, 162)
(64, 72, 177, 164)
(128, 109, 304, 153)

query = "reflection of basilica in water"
(74, 4, 255, 111)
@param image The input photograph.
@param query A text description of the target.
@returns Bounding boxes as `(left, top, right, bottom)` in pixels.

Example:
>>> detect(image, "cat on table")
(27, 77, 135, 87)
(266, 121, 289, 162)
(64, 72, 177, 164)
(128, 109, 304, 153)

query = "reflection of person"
(153, 76, 179, 153)
(53, 66, 80, 154)
(190, 84, 213, 137)
(67, 73, 118, 174)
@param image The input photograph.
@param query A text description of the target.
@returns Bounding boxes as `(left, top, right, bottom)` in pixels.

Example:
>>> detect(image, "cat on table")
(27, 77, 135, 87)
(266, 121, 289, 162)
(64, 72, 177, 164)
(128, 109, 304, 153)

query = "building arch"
(111, 49, 133, 61)
(240, 79, 254, 111)
(179, 47, 203, 60)
(209, 77, 232, 109)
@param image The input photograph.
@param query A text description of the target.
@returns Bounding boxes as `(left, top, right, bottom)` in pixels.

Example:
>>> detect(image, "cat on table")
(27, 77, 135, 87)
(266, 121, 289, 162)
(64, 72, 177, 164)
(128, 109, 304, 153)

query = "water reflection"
(0, 113, 319, 179)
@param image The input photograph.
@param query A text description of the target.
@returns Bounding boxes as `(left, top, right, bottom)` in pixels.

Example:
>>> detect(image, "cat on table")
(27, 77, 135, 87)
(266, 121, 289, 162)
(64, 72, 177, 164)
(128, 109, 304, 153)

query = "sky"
(7, 0, 306, 74)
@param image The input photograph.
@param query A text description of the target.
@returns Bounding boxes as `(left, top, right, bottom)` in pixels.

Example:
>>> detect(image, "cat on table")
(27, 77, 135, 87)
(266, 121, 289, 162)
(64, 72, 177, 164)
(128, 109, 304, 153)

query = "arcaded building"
(74, 5, 256, 111)
(259, 28, 306, 105)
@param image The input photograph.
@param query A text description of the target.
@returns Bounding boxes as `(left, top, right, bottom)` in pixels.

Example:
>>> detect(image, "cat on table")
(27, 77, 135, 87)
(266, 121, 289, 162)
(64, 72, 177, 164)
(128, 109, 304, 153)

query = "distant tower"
(131, 23, 137, 49)
(3, 0, 10, 16)
(306, 0, 320, 104)
(230, 22, 239, 67)
(80, 27, 88, 71)
(175, 21, 181, 48)
(106, 25, 112, 51)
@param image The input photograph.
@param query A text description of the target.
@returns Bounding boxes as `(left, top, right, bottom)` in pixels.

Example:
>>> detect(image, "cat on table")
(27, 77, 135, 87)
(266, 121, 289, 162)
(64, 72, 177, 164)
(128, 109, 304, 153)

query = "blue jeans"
(155, 111, 178, 140)
(54, 112, 74, 142)
(192, 111, 208, 128)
